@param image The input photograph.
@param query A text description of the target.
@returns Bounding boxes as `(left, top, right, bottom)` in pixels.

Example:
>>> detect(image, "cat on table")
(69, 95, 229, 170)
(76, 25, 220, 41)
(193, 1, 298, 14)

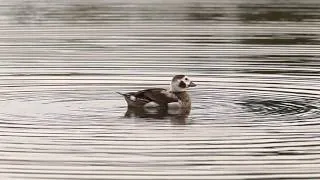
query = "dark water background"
(0, 0, 320, 179)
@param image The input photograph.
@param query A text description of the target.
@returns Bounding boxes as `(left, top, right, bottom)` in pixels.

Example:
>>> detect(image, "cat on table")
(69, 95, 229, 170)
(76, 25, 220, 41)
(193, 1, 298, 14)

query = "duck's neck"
(173, 91, 191, 107)
(169, 84, 186, 93)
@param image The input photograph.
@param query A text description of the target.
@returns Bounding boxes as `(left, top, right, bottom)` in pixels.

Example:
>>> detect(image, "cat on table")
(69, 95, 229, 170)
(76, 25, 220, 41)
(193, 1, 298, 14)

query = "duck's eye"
(185, 78, 188, 81)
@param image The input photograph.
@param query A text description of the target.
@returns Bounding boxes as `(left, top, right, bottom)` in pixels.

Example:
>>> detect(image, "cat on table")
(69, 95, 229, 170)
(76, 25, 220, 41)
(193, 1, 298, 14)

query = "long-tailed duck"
(118, 75, 196, 109)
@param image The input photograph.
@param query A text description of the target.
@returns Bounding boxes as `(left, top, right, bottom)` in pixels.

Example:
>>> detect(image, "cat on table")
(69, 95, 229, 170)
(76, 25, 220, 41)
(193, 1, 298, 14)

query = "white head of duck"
(170, 75, 197, 92)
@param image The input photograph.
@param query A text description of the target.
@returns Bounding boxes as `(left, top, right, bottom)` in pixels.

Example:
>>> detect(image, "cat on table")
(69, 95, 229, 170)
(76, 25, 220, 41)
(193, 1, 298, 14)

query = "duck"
(117, 75, 196, 110)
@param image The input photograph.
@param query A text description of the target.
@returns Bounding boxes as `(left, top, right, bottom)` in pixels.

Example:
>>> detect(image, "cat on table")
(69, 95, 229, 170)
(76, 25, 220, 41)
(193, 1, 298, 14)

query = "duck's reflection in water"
(124, 107, 191, 125)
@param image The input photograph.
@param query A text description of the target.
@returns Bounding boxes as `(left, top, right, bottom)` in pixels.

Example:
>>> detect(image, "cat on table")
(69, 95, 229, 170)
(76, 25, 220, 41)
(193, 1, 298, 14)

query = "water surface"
(0, 0, 320, 179)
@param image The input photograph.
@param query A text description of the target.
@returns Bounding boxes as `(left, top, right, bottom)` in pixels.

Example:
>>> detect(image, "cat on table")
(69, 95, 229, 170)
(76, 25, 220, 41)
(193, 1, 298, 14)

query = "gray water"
(1, 0, 320, 179)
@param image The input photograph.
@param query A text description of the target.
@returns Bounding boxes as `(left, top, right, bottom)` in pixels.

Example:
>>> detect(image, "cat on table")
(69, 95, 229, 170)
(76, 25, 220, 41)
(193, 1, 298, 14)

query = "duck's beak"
(189, 81, 197, 87)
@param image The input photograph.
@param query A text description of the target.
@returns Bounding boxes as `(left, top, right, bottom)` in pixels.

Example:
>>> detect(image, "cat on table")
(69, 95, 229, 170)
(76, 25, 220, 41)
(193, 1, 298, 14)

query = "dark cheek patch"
(179, 81, 187, 88)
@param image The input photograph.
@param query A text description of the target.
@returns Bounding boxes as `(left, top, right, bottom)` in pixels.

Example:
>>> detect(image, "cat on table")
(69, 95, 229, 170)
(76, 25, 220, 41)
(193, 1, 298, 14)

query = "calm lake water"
(0, 0, 320, 179)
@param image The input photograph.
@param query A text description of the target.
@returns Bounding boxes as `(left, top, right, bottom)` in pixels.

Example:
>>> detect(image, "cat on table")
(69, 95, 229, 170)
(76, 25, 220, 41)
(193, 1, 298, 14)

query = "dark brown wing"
(134, 88, 179, 105)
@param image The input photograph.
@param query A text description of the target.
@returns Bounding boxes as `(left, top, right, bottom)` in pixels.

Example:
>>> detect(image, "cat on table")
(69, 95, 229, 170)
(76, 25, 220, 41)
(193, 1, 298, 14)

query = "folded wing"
(135, 88, 179, 105)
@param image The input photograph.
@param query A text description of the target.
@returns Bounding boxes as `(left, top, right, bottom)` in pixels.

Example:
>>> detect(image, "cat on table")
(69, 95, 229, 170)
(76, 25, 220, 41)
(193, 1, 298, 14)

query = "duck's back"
(123, 88, 179, 108)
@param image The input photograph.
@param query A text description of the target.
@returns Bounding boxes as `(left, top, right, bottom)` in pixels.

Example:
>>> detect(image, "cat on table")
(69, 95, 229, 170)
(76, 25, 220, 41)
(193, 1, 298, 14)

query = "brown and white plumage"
(118, 75, 196, 109)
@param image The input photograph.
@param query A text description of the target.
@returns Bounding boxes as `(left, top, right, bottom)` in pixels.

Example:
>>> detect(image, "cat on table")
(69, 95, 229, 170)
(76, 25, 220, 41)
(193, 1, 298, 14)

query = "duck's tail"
(116, 91, 136, 107)
(116, 91, 125, 96)
(116, 91, 132, 101)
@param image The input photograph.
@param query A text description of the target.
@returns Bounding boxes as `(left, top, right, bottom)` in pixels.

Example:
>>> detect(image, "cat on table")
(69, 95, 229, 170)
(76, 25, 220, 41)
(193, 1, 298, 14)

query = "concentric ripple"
(239, 99, 319, 116)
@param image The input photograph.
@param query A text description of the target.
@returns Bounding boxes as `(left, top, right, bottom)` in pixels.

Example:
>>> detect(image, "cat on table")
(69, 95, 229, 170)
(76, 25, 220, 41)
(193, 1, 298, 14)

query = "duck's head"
(170, 75, 196, 92)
